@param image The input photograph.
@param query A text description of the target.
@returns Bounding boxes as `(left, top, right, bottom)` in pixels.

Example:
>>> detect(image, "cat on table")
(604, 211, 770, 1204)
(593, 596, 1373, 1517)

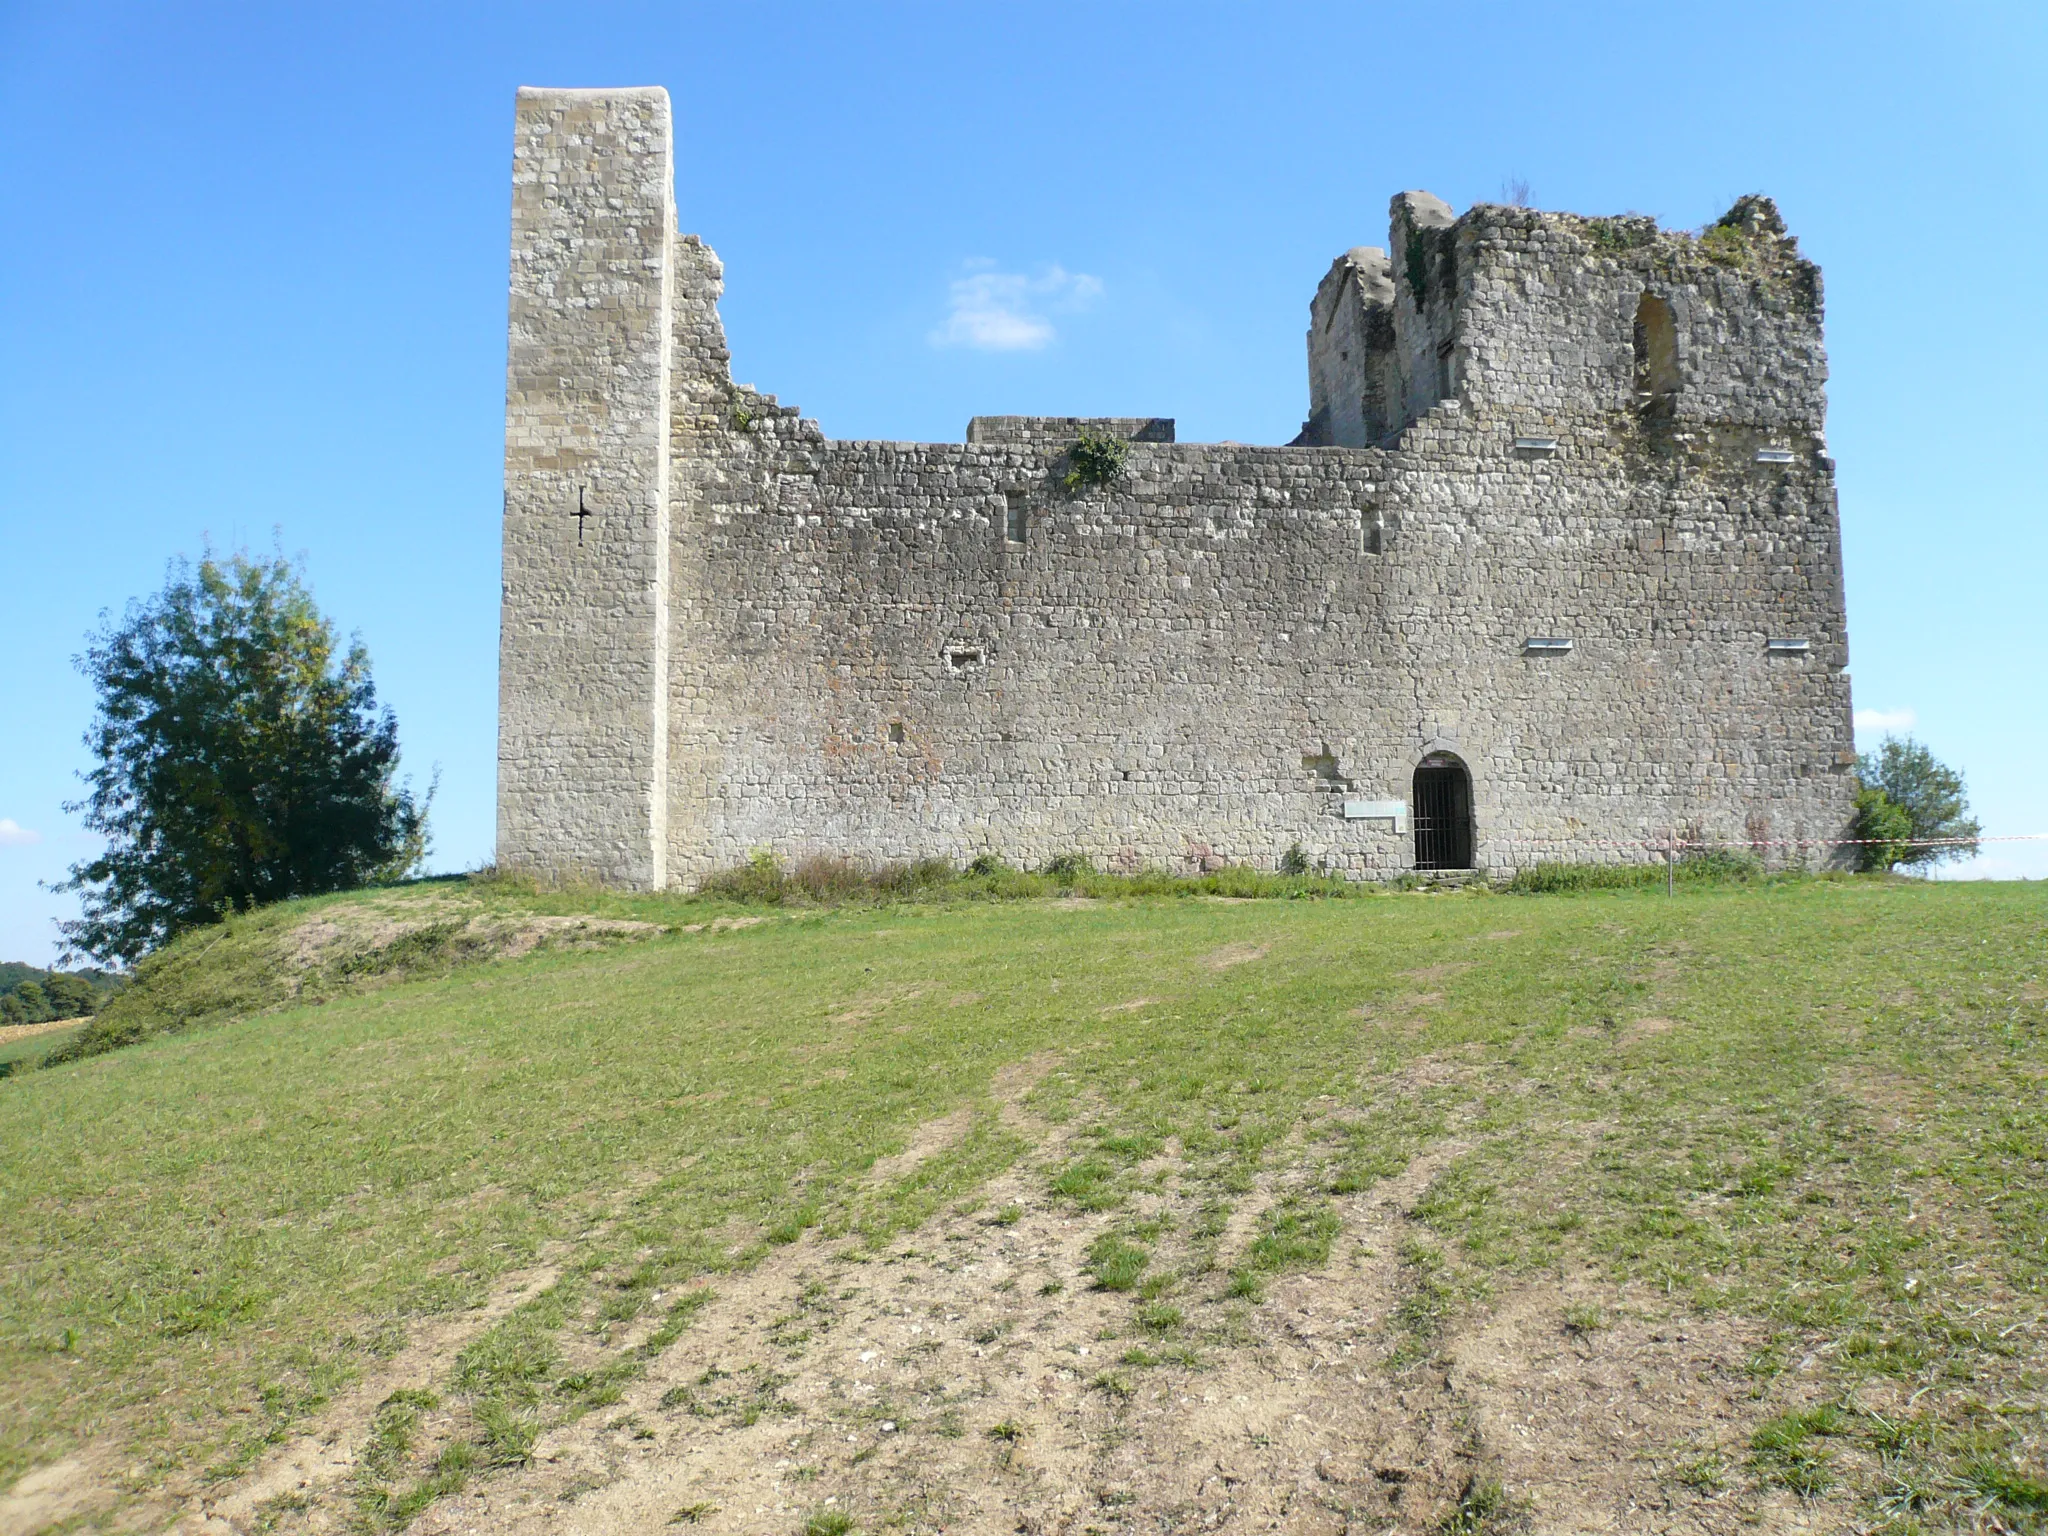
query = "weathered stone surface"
(499, 88, 1855, 887)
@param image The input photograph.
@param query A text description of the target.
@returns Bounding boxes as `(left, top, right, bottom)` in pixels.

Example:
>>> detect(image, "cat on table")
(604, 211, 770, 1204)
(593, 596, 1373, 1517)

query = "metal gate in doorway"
(1412, 754, 1473, 870)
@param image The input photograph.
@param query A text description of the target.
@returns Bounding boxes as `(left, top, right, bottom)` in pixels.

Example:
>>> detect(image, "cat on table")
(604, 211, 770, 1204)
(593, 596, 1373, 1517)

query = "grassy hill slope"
(1, 877, 2043, 1533)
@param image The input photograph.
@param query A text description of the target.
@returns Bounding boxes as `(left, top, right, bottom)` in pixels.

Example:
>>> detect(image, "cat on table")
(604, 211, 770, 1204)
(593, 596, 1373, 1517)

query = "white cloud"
(931, 261, 1103, 351)
(0, 819, 42, 847)
(1853, 706, 1917, 737)
(1932, 844, 2048, 882)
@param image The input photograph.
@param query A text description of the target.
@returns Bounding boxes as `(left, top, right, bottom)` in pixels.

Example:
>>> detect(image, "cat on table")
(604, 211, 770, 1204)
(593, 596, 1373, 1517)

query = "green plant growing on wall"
(1062, 427, 1128, 492)
(1699, 222, 1749, 267)
(1584, 216, 1656, 254)
(1404, 234, 1431, 307)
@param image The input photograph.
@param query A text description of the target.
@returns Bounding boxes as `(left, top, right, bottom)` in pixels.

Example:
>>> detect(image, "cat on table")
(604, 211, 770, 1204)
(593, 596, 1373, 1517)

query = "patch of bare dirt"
(0, 1454, 125, 1536)
(679, 916, 768, 935)
(1202, 942, 1269, 970)
(865, 1108, 976, 1187)
(1398, 962, 1472, 983)
(285, 898, 666, 979)
(829, 988, 931, 1028)
(1446, 1280, 1862, 1532)
(1618, 1016, 1679, 1044)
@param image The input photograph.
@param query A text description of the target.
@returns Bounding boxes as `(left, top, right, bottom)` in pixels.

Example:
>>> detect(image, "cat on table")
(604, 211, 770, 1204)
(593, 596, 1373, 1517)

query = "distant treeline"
(0, 963, 123, 1025)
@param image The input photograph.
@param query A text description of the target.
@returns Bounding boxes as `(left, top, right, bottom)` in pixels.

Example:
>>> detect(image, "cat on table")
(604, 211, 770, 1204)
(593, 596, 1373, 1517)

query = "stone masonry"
(498, 86, 1857, 888)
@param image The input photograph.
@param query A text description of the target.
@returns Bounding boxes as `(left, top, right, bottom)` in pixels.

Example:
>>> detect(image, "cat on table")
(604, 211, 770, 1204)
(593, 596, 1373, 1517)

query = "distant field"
(0, 1021, 82, 1076)
(1, 877, 2042, 1534)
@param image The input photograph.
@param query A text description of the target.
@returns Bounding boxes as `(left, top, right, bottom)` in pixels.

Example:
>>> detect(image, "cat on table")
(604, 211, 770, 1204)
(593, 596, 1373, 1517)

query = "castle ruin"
(497, 86, 1856, 887)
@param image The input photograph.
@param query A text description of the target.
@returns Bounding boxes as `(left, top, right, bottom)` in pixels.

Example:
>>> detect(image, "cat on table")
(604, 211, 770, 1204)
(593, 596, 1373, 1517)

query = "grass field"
(1, 875, 2043, 1533)
(0, 1022, 83, 1078)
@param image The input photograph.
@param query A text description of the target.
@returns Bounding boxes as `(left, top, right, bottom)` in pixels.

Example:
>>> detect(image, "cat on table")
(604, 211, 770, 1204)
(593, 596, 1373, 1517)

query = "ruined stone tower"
(498, 86, 1856, 887)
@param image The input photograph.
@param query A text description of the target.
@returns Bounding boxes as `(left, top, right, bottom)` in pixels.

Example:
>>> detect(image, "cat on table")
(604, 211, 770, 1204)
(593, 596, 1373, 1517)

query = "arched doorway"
(1412, 753, 1473, 870)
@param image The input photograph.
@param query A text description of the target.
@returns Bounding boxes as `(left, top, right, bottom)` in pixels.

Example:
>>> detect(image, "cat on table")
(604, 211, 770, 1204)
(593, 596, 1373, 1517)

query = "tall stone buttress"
(498, 87, 673, 888)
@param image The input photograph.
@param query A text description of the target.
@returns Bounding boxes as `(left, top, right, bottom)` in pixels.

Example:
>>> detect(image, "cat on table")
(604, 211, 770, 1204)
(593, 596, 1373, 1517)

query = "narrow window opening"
(1004, 494, 1028, 545)
(1633, 293, 1679, 399)
(944, 647, 983, 673)
(1412, 753, 1474, 871)
(888, 721, 906, 743)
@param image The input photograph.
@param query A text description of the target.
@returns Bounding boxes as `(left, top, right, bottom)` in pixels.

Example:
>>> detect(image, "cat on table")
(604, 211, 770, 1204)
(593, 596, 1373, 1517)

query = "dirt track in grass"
(178, 1100, 1858, 1536)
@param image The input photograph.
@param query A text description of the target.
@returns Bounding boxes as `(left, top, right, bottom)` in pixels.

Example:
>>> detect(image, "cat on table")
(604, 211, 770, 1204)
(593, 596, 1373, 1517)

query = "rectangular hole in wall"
(944, 647, 983, 673)
(888, 721, 906, 743)
(1005, 494, 1028, 544)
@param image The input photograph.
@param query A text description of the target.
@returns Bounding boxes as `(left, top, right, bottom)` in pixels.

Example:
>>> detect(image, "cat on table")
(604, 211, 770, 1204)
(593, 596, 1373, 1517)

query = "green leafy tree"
(42, 973, 99, 1019)
(9, 980, 51, 1024)
(57, 552, 430, 964)
(1851, 736, 1979, 872)
(1849, 787, 1915, 873)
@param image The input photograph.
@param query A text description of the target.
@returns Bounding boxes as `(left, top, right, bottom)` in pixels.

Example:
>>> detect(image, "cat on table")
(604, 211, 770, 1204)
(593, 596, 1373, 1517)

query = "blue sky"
(3, 1, 2043, 963)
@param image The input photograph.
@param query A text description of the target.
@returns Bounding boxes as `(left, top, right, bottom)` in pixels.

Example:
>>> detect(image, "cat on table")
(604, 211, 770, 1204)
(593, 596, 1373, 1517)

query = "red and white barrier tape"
(1483, 833, 2040, 852)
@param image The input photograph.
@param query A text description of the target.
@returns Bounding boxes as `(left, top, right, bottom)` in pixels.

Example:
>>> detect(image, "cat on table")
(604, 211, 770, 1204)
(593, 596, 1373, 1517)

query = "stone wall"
(500, 88, 1857, 886)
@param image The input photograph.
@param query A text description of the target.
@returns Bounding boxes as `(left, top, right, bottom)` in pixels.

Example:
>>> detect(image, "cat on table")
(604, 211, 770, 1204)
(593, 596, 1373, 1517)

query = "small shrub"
(1040, 852, 1093, 881)
(1062, 428, 1129, 492)
(802, 1509, 854, 1536)
(788, 856, 874, 904)
(1279, 842, 1310, 876)
(699, 848, 788, 903)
